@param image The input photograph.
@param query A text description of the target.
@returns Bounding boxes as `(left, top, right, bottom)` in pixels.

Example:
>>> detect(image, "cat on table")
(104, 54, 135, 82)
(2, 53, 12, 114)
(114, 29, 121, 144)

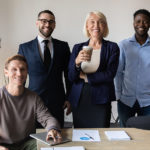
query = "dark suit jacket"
(68, 39, 120, 107)
(18, 37, 71, 125)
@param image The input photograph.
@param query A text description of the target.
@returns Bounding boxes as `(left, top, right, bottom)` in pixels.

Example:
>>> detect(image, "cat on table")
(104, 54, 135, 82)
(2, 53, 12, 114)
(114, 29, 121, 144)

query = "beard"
(39, 27, 53, 38)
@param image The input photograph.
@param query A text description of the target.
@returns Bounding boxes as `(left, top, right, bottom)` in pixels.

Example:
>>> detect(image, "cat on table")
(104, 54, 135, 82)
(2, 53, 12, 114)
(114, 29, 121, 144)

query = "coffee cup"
(82, 46, 93, 60)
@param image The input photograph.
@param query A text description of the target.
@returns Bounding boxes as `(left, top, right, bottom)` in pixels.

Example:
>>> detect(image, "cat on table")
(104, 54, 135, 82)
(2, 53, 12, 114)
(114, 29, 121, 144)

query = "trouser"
(117, 100, 150, 127)
(1, 139, 37, 150)
(72, 83, 111, 128)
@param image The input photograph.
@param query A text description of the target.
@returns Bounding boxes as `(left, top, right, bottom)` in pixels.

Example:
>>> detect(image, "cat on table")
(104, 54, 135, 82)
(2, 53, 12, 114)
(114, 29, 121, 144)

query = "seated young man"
(0, 54, 61, 150)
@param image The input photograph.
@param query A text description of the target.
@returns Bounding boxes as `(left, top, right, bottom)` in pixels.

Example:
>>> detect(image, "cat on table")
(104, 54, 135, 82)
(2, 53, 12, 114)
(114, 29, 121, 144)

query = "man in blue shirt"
(115, 9, 150, 127)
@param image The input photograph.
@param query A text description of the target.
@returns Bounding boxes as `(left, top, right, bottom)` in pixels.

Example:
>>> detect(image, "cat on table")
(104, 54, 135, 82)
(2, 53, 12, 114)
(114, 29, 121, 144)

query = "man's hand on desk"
(46, 129, 62, 142)
(0, 146, 8, 150)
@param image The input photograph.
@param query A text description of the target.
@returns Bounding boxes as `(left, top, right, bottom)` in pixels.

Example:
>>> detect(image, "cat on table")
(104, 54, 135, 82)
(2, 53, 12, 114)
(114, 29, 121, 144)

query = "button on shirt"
(37, 35, 53, 61)
(114, 35, 150, 108)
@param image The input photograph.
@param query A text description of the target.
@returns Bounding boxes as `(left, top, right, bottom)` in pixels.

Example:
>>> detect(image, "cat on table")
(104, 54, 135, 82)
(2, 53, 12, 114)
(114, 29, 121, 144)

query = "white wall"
(0, 0, 150, 122)
(1, 0, 150, 53)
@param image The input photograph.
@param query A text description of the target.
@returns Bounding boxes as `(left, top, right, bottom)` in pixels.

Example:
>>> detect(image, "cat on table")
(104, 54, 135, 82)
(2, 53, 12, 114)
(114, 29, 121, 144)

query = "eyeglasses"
(38, 19, 55, 24)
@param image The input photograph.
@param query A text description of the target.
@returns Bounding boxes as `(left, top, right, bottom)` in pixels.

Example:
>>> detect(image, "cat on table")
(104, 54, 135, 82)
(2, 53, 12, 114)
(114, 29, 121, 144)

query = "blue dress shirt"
(115, 35, 150, 107)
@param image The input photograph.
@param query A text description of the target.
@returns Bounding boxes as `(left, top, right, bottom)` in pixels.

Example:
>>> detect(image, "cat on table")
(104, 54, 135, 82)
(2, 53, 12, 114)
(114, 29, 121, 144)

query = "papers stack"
(104, 130, 131, 141)
(72, 129, 101, 142)
(41, 146, 85, 150)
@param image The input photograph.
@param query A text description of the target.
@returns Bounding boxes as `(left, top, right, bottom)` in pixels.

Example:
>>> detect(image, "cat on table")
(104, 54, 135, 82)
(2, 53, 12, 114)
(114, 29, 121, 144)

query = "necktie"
(43, 40, 51, 70)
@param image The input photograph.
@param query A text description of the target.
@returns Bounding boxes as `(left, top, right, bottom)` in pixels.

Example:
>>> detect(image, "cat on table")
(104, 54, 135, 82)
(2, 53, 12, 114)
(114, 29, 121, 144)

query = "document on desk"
(104, 130, 131, 141)
(41, 146, 85, 150)
(72, 129, 100, 142)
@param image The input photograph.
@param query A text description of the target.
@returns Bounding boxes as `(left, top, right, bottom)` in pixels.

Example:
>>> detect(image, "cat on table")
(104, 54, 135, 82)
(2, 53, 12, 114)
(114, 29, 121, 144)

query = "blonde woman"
(68, 11, 119, 128)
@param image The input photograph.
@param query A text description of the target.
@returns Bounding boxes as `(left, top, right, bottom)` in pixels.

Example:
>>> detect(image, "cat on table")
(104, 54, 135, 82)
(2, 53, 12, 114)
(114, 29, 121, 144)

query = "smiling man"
(0, 55, 61, 150)
(114, 9, 150, 127)
(18, 10, 71, 128)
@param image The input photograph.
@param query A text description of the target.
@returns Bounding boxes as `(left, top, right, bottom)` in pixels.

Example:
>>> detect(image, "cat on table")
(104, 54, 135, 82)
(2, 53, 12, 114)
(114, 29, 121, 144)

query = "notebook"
(104, 130, 131, 141)
(30, 132, 71, 146)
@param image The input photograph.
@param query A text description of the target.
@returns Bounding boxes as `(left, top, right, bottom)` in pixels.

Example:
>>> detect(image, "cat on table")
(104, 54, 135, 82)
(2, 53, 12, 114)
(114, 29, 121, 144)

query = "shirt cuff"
(75, 64, 81, 71)
(47, 126, 61, 133)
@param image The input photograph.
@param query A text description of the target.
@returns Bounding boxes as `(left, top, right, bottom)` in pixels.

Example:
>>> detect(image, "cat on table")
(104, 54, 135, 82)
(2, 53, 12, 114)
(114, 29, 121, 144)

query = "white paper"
(105, 130, 131, 141)
(72, 129, 101, 142)
(41, 148, 53, 150)
(41, 146, 85, 150)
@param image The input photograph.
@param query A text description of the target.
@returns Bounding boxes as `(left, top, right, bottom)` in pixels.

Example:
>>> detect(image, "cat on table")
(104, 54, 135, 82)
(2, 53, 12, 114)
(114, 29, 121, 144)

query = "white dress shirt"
(37, 35, 54, 61)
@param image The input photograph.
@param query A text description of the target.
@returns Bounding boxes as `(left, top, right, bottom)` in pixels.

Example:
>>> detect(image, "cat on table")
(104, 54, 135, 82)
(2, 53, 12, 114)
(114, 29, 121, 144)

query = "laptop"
(30, 132, 71, 146)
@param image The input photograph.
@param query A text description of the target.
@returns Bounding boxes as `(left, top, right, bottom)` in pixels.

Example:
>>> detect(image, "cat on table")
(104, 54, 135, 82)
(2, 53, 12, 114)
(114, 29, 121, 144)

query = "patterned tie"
(43, 40, 51, 70)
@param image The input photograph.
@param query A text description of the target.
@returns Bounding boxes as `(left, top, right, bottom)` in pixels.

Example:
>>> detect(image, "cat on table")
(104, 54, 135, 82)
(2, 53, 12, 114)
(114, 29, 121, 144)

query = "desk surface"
(37, 128, 150, 150)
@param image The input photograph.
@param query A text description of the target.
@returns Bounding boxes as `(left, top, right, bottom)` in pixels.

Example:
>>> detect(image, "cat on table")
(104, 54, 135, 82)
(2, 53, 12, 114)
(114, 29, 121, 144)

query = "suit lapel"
(100, 39, 107, 69)
(33, 38, 45, 67)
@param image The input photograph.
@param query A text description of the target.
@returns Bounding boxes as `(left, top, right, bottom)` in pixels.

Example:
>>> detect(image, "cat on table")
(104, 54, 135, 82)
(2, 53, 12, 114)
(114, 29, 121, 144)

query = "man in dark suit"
(18, 10, 71, 128)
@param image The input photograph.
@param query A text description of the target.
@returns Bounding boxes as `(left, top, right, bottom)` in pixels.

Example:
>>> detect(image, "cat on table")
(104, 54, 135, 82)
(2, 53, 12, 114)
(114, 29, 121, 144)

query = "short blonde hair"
(4, 54, 28, 84)
(5, 54, 28, 70)
(83, 11, 109, 38)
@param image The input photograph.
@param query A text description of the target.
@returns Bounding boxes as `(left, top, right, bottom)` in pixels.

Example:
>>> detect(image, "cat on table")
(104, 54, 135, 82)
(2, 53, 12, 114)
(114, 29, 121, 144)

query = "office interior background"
(0, 0, 150, 123)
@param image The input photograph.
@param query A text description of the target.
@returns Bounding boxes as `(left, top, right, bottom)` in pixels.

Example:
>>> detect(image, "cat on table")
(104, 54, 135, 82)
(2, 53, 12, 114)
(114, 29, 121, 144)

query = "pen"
(85, 133, 95, 141)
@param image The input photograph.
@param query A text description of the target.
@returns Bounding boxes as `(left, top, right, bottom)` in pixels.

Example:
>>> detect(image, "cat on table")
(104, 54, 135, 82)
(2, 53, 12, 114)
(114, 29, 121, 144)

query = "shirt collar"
(129, 34, 150, 45)
(37, 35, 52, 43)
(146, 36, 150, 43)
(129, 35, 136, 42)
